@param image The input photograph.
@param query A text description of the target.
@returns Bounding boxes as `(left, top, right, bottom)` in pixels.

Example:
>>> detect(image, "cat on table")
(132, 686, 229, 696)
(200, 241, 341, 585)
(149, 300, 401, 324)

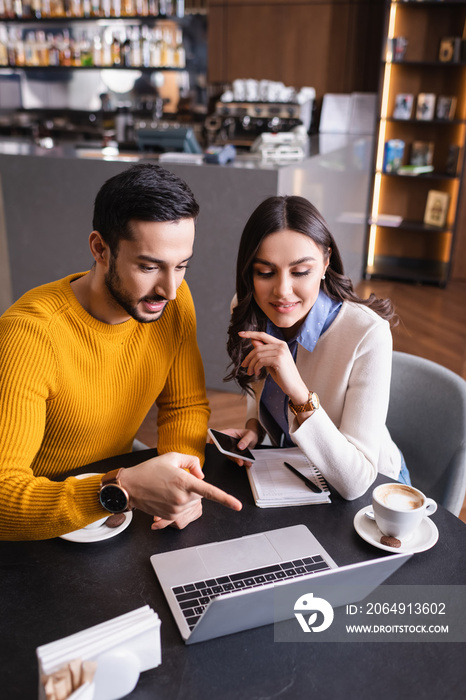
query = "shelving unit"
(365, 0, 466, 287)
(0, 4, 186, 71)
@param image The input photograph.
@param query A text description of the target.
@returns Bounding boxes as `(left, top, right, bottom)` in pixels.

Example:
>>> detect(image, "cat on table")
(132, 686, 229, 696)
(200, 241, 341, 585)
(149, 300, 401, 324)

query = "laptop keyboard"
(172, 555, 331, 630)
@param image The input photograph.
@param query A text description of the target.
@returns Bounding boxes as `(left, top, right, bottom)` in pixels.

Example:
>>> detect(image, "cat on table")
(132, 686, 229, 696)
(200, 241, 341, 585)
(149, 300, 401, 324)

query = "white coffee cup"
(84, 516, 108, 530)
(372, 483, 437, 539)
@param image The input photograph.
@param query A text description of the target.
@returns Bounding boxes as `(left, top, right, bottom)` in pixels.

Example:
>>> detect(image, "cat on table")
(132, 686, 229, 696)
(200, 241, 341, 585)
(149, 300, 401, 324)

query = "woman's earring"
(321, 274, 326, 280)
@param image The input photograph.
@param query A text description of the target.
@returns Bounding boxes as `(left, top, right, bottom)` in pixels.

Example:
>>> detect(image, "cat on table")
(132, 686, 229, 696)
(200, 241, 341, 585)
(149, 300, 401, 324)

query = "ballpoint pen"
(283, 461, 323, 494)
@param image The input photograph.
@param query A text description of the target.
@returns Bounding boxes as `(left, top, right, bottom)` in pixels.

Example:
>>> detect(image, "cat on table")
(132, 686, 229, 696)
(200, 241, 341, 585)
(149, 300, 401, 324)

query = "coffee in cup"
(372, 483, 437, 540)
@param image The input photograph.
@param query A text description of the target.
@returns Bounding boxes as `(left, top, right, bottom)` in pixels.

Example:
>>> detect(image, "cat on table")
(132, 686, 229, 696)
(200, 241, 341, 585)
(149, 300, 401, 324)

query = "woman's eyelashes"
(292, 270, 312, 277)
(253, 268, 313, 278)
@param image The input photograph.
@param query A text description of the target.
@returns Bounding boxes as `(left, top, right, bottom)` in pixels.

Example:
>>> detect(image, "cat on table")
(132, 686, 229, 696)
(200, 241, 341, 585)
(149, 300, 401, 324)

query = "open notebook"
(248, 447, 331, 507)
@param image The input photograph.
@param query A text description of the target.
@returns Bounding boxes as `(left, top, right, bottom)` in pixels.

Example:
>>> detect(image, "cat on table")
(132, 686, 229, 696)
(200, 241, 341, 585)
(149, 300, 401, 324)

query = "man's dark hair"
(92, 163, 200, 255)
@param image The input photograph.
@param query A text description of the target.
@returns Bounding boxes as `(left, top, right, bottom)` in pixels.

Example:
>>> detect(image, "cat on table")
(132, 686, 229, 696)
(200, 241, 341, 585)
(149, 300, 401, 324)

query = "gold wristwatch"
(288, 390, 320, 416)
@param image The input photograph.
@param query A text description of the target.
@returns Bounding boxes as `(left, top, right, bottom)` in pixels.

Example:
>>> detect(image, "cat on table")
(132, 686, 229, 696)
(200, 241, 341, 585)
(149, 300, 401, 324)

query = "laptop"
(150, 524, 411, 644)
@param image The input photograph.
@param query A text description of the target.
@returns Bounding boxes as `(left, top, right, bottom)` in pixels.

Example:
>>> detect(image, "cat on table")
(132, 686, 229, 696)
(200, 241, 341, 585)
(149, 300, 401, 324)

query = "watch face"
(100, 485, 128, 513)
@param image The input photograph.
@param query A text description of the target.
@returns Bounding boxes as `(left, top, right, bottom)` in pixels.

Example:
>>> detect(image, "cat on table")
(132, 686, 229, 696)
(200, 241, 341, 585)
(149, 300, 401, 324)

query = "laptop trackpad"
(198, 534, 280, 577)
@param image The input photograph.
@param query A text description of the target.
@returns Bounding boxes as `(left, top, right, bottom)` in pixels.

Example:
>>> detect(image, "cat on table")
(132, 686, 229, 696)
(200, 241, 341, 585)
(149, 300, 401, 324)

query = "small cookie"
(380, 535, 401, 548)
(105, 513, 126, 528)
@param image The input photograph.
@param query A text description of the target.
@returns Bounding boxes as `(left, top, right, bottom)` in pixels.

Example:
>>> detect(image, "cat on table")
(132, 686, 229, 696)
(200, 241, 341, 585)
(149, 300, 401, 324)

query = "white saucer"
(59, 473, 133, 543)
(353, 505, 439, 554)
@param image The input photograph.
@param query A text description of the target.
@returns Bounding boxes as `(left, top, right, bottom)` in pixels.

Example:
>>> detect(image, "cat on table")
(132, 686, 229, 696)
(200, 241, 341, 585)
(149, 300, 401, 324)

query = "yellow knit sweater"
(0, 273, 210, 540)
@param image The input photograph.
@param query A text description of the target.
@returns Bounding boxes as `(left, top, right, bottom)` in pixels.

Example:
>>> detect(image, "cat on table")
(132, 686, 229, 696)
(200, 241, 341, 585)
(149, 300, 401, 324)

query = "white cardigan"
(246, 301, 401, 500)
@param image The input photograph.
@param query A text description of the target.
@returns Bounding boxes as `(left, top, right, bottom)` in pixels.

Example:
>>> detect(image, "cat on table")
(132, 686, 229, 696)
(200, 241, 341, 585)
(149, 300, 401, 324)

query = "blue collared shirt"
(260, 291, 342, 446)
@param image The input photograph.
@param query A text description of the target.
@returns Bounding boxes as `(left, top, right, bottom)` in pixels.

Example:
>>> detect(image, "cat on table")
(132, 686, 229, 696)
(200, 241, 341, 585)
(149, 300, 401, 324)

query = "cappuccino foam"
(376, 485, 423, 511)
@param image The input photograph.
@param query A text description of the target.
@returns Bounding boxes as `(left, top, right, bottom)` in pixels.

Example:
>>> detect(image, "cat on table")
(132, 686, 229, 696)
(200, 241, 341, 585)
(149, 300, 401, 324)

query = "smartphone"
(208, 428, 255, 462)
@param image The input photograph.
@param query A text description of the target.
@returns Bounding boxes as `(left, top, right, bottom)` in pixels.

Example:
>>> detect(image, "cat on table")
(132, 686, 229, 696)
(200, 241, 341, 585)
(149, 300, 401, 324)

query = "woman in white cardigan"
(223, 195, 410, 500)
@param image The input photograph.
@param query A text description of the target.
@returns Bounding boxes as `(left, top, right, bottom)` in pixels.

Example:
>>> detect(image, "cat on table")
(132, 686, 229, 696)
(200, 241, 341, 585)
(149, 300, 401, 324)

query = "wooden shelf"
(0, 14, 179, 22)
(374, 219, 453, 234)
(366, 257, 449, 286)
(392, 0, 466, 6)
(384, 118, 466, 125)
(378, 170, 460, 181)
(4, 65, 181, 71)
(385, 60, 466, 67)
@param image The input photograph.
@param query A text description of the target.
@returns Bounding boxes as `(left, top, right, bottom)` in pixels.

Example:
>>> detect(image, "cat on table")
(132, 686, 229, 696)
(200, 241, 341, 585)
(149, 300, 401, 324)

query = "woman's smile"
(270, 300, 300, 313)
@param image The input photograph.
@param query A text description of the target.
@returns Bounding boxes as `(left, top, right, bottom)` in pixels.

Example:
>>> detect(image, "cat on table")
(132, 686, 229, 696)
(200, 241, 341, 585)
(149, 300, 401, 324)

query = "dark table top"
(1, 445, 465, 699)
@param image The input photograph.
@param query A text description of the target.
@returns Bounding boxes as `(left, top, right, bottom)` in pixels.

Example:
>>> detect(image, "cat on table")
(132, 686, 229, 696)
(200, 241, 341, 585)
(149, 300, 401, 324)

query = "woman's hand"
(238, 330, 309, 405)
(208, 425, 260, 466)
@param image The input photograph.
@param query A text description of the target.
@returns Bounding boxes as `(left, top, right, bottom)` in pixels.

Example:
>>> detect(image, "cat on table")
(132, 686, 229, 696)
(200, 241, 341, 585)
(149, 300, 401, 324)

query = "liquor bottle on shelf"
(92, 31, 101, 65)
(0, 25, 9, 65)
(47, 32, 59, 65)
(101, 0, 111, 18)
(159, 26, 173, 66)
(173, 27, 184, 68)
(12, 28, 25, 65)
(122, 0, 133, 16)
(41, 0, 51, 17)
(31, 0, 41, 18)
(80, 31, 92, 65)
(111, 30, 120, 65)
(24, 31, 38, 65)
(140, 24, 151, 67)
(135, 0, 148, 16)
(0, 29, 6, 65)
(120, 31, 130, 66)
(158, 0, 169, 17)
(129, 26, 141, 66)
(101, 29, 112, 66)
(50, 0, 65, 16)
(70, 0, 83, 16)
(58, 30, 71, 66)
(71, 37, 81, 66)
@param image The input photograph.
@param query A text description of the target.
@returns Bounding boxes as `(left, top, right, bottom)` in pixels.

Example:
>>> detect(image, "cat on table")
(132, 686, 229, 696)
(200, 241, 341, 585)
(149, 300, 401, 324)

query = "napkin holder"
(37, 606, 161, 700)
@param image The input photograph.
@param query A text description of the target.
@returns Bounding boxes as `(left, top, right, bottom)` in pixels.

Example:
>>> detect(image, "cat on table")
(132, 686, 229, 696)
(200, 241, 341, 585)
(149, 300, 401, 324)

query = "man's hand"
(151, 499, 203, 531)
(119, 452, 242, 530)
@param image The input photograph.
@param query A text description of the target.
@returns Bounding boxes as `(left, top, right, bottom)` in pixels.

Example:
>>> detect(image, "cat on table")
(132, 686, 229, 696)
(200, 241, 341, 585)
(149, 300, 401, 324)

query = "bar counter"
(0, 134, 372, 390)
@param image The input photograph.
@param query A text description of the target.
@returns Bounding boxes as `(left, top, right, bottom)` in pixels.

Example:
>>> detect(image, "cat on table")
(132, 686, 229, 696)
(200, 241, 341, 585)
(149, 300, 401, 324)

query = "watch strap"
(288, 390, 320, 416)
(99, 468, 131, 513)
(101, 468, 124, 487)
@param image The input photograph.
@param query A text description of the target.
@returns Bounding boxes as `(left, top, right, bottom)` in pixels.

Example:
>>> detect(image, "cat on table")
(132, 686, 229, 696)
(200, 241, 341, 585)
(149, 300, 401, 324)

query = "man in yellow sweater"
(0, 163, 241, 540)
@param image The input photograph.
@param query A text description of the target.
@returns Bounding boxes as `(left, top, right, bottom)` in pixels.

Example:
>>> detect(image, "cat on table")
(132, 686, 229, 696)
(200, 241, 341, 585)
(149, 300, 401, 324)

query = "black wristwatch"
(99, 469, 131, 513)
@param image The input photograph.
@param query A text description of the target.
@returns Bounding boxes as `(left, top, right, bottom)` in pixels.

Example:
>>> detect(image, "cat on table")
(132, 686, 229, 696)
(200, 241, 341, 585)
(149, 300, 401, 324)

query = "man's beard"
(104, 255, 168, 324)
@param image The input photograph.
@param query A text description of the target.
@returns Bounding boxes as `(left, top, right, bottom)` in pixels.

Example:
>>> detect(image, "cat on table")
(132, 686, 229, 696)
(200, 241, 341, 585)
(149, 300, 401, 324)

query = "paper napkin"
(37, 606, 161, 700)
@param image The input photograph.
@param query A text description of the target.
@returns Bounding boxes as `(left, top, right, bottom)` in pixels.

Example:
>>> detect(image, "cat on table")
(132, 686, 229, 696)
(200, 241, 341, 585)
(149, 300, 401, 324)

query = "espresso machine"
(204, 81, 315, 149)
